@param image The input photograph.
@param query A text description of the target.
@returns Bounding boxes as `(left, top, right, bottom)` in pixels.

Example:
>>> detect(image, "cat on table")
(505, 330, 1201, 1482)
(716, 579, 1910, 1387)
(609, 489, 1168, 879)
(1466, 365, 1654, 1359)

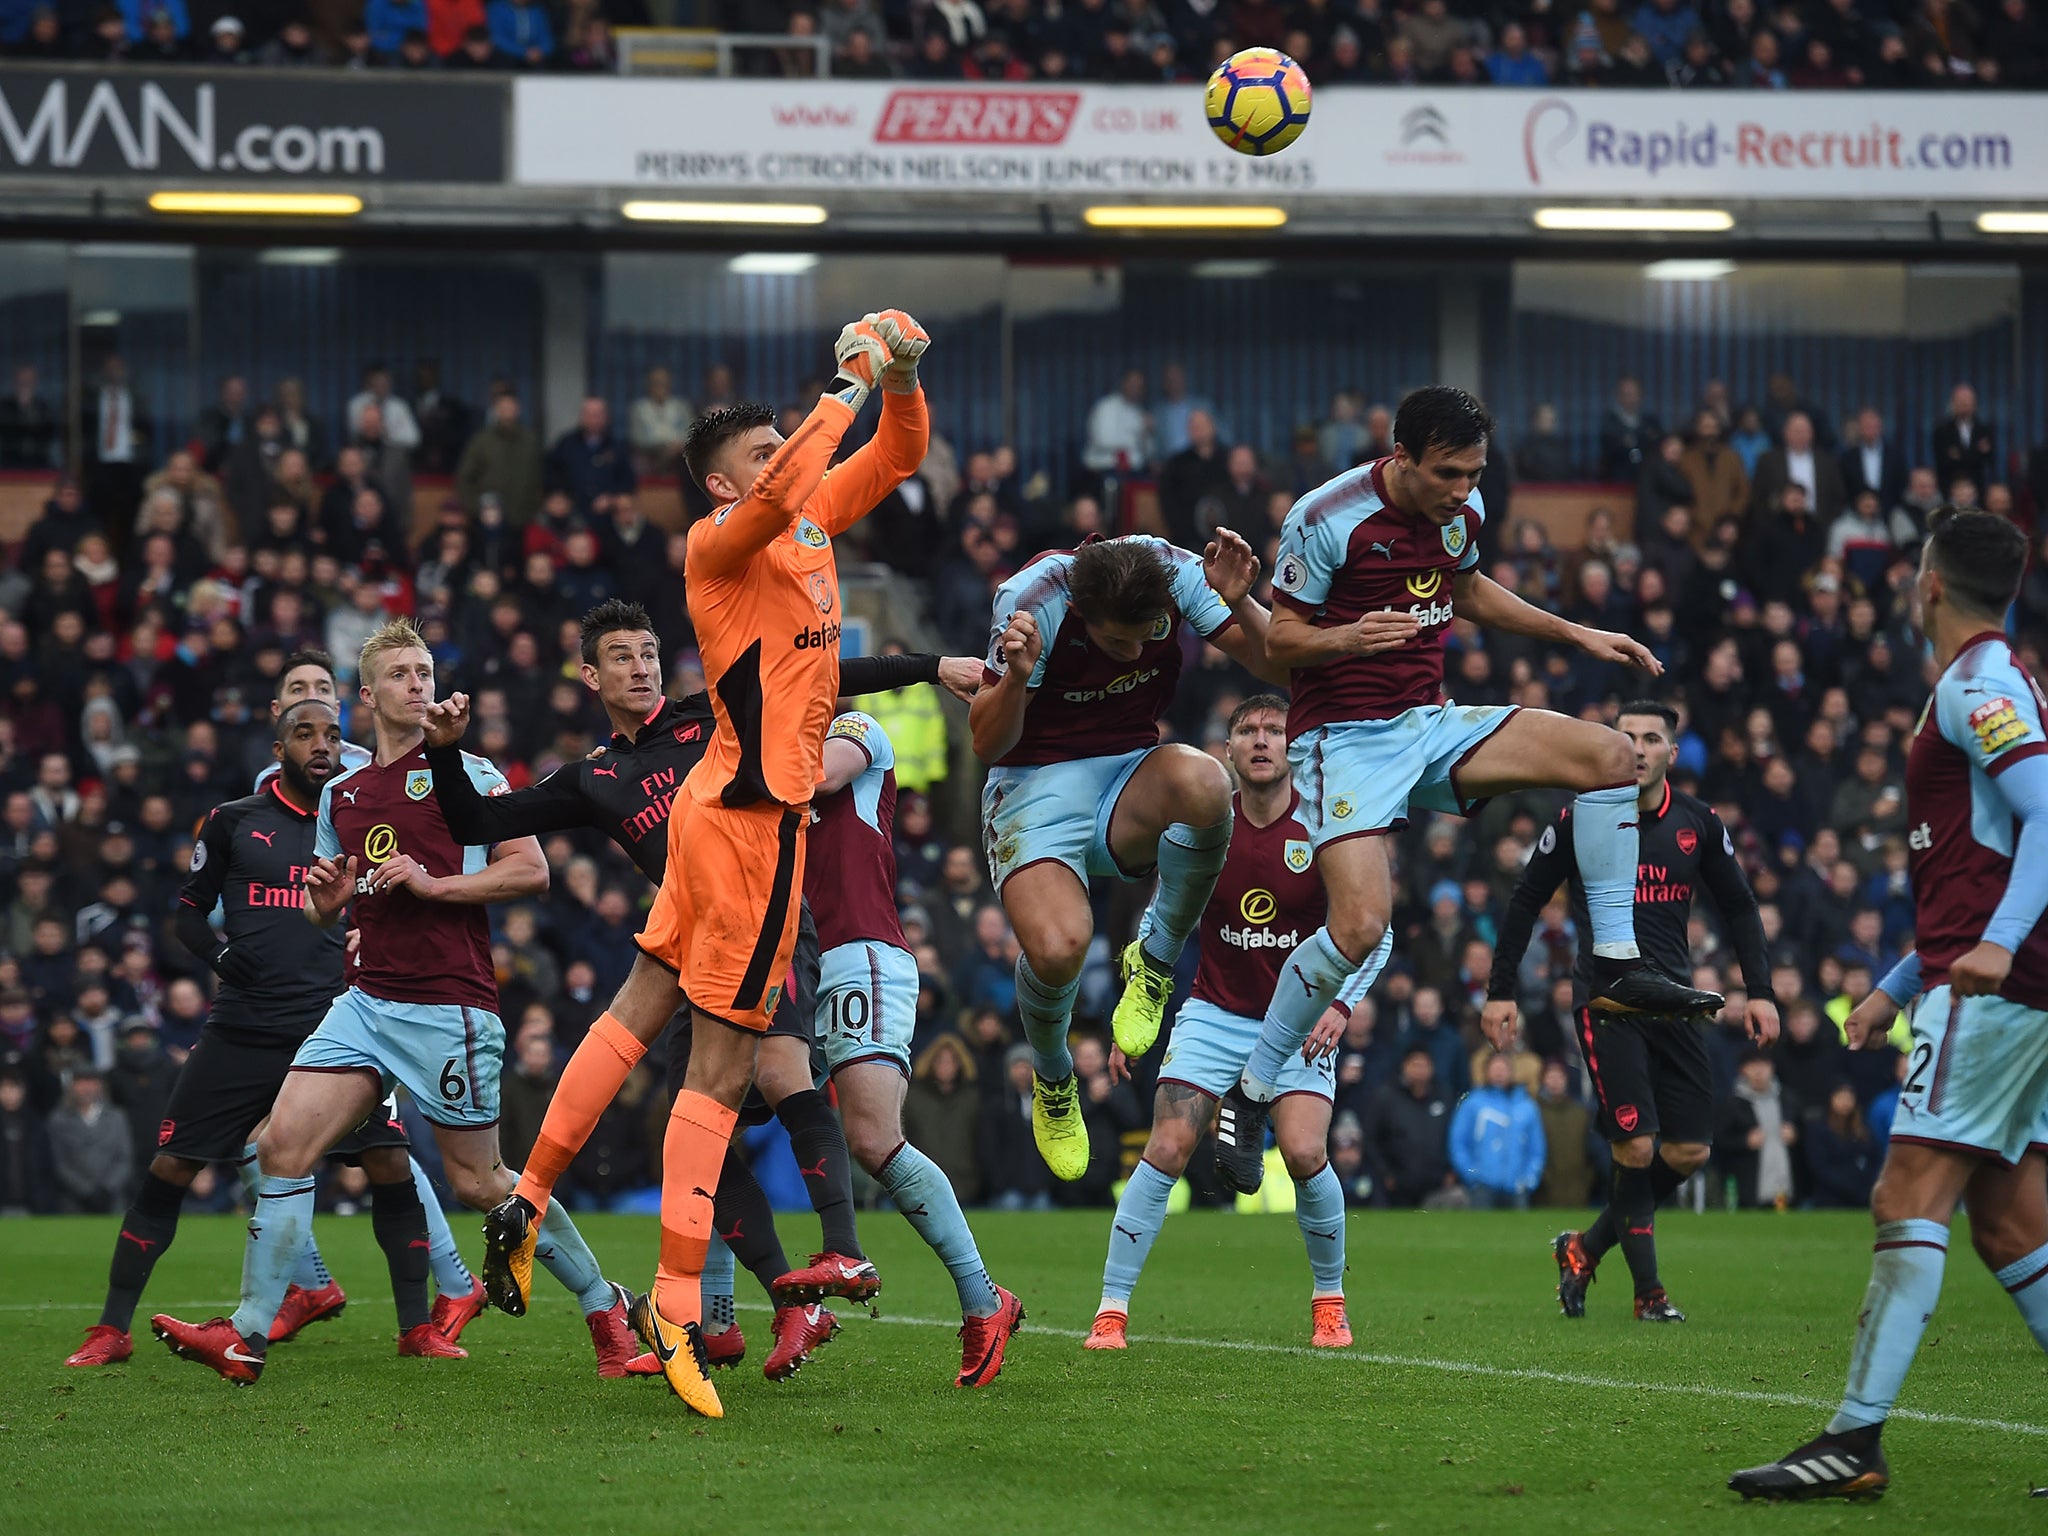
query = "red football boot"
(64, 1324, 133, 1367)
(956, 1285, 1024, 1387)
(430, 1276, 488, 1344)
(398, 1323, 469, 1359)
(763, 1303, 839, 1381)
(151, 1315, 266, 1384)
(588, 1282, 662, 1378)
(702, 1323, 747, 1370)
(268, 1281, 347, 1344)
(771, 1252, 881, 1306)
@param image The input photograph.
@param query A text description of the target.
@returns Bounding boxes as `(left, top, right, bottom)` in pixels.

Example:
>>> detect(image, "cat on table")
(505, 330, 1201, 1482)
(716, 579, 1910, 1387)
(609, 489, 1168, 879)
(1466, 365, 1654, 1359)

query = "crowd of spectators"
(2, 336, 2044, 1231)
(0, 0, 2042, 88)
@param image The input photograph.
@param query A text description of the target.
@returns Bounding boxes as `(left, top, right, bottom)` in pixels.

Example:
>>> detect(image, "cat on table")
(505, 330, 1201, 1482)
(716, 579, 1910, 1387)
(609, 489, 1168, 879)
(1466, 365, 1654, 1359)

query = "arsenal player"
(1486, 699, 1777, 1322)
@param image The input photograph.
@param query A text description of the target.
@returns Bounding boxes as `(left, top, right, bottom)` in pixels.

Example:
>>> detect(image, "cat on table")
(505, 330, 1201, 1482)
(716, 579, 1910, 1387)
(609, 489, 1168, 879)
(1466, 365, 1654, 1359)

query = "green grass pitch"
(5, 1208, 2043, 1533)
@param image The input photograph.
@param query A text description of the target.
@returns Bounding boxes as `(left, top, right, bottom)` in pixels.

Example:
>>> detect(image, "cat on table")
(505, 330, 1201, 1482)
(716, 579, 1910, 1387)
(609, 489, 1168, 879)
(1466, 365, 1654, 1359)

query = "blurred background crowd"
(0, 333, 2040, 1229)
(3, 0, 2043, 89)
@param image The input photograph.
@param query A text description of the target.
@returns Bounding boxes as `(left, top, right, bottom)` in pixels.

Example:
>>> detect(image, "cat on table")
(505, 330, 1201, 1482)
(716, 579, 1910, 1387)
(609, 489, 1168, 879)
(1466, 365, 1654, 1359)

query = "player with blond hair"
(152, 620, 652, 1383)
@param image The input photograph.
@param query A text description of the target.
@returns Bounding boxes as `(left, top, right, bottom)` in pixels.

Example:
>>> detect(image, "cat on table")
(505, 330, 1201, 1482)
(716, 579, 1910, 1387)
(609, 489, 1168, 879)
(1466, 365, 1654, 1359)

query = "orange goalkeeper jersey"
(685, 385, 929, 810)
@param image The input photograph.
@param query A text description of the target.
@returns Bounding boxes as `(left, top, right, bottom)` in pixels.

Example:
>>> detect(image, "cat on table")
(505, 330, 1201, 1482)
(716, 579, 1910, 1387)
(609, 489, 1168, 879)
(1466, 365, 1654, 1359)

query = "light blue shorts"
(1291, 705, 1520, 847)
(1893, 984, 2048, 1165)
(819, 941, 922, 1076)
(1158, 997, 1335, 1103)
(981, 746, 1156, 891)
(291, 987, 505, 1130)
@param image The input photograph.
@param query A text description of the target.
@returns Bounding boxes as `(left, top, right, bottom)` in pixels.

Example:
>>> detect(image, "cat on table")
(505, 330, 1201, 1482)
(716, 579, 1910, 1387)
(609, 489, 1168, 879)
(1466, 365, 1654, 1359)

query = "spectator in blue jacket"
(366, 0, 431, 55)
(487, 0, 553, 64)
(545, 396, 637, 517)
(1486, 22, 1551, 83)
(118, 0, 186, 39)
(1633, 0, 1701, 63)
(1449, 1052, 1547, 1209)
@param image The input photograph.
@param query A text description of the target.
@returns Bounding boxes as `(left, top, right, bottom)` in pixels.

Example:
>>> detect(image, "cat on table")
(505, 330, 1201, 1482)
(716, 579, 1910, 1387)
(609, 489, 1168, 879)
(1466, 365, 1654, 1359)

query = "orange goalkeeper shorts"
(637, 795, 807, 1034)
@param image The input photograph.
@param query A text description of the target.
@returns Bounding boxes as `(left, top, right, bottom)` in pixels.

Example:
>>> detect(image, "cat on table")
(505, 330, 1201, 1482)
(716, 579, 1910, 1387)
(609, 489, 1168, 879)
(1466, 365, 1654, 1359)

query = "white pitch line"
(18, 1295, 2045, 1441)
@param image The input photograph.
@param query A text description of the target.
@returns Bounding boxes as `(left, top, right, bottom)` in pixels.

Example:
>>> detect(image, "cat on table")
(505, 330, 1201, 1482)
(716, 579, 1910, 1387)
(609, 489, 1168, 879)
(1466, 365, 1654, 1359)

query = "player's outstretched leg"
(484, 1011, 650, 1316)
(66, 1160, 193, 1366)
(641, 1068, 742, 1416)
(1219, 928, 1393, 1197)
(1110, 749, 1234, 1057)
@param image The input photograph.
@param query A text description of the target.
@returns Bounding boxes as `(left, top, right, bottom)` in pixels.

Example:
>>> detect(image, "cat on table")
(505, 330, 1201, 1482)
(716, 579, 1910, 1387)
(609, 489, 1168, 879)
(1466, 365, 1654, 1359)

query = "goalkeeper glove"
(830, 317, 894, 413)
(864, 309, 929, 394)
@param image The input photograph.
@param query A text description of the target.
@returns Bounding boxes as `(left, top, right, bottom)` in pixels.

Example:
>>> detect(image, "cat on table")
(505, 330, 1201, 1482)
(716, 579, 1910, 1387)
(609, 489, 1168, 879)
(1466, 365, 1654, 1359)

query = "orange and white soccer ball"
(1204, 47, 1312, 156)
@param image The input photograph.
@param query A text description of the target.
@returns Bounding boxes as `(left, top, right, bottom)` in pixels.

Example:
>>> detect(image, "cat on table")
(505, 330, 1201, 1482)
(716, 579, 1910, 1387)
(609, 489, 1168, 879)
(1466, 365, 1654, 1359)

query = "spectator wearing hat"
(1410, 878, 1476, 997)
(1328, 1112, 1375, 1205)
(202, 13, 248, 59)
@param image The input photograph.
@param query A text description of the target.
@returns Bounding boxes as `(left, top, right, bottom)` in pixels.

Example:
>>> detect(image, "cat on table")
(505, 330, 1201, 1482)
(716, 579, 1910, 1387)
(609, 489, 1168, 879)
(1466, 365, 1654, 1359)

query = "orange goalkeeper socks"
(653, 1090, 739, 1323)
(512, 1013, 645, 1216)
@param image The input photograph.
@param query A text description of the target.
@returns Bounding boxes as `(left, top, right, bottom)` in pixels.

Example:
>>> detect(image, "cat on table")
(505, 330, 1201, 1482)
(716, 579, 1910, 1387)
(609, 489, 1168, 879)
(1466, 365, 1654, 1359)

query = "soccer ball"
(1205, 48, 1312, 157)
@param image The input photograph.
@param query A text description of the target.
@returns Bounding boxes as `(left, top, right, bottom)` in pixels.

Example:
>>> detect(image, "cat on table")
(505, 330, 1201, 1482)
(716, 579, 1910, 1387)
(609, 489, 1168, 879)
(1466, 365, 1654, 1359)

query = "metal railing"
(616, 28, 831, 77)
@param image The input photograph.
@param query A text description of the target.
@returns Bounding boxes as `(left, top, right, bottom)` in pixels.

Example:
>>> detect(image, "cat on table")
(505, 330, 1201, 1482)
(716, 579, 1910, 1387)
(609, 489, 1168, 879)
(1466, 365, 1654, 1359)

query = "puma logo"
(1114, 1224, 1141, 1243)
(718, 1222, 743, 1242)
(900, 1203, 928, 1220)
(1370, 538, 1398, 560)
(800, 1158, 828, 1181)
(250, 829, 276, 846)
(118, 1229, 159, 1253)
(1309, 1228, 1338, 1241)
(341, 788, 360, 804)
(592, 766, 618, 778)
(1293, 964, 1314, 999)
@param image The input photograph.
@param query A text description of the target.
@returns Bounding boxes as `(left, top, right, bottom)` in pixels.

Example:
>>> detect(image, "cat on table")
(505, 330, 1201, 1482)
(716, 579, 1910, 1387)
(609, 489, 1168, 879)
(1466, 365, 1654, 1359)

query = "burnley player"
(424, 601, 980, 1382)
(1083, 696, 1388, 1352)
(792, 707, 1020, 1383)
(253, 647, 483, 1344)
(1212, 387, 1720, 1195)
(1733, 508, 2048, 1502)
(66, 700, 455, 1366)
(152, 622, 651, 1383)
(1485, 700, 1777, 1323)
(970, 530, 1282, 1182)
